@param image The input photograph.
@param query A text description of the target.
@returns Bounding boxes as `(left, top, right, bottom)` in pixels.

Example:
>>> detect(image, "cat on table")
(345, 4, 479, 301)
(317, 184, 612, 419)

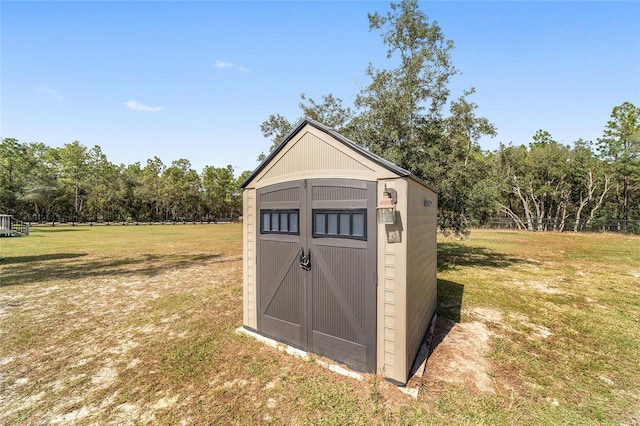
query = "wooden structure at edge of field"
(0, 215, 29, 237)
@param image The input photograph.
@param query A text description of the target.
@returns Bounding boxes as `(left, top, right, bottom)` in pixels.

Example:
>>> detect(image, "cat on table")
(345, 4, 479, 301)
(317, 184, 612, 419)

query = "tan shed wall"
(376, 178, 409, 383)
(243, 188, 257, 329)
(404, 179, 438, 374)
(247, 125, 397, 189)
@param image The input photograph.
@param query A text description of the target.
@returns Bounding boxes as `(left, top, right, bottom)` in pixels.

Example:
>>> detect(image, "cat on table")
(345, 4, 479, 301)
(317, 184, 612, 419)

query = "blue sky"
(2, 1, 639, 175)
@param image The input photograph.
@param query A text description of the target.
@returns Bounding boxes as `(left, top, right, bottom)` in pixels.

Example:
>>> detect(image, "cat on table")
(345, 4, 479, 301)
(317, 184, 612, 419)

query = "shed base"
(408, 311, 439, 380)
(236, 326, 363, 380)
(236, 325, 422, 398)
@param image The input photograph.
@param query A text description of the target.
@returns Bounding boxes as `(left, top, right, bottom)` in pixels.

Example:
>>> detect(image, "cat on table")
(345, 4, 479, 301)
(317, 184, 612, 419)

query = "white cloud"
(215, 60, 248, 73)
(124, 100, 164, 112)
(215, 60, 233, 69)
(34, 86, 63, 100)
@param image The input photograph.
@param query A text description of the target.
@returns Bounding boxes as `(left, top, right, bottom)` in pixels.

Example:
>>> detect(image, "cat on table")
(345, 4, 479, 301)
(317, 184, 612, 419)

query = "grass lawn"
(1, 224, 639, 424)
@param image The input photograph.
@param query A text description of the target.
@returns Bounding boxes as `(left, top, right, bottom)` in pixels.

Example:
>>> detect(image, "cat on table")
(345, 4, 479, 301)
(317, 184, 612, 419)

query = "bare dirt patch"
(506, 312, 553, 339)
(520, 280, 568, 295)
(468, 306, 504, 323)
(423, 316, 496, 395)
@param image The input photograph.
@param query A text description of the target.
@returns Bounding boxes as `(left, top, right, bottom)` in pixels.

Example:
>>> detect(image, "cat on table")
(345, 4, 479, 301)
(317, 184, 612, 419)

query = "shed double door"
(256, 179, 377, 372)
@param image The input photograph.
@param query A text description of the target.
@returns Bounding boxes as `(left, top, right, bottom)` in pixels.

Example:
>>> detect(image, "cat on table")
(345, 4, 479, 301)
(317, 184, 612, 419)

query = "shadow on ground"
(437, 279, 464, 323)
(424, 279, 466, 361)
(0, 253, 239, 287)
(411, 242, 530, 375)
(409, 278, 465, 378)
(437, 242, 527, 272)
(31, 227, 90, 233)
(0, 253, 88, 265)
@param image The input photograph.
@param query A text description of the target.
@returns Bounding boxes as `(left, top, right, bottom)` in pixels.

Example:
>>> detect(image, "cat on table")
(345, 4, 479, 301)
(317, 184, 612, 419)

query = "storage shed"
(240, 118, 437, 384)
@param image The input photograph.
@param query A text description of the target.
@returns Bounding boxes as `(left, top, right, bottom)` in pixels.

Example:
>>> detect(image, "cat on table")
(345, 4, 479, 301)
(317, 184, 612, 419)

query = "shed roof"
(240, 117, 436, 192)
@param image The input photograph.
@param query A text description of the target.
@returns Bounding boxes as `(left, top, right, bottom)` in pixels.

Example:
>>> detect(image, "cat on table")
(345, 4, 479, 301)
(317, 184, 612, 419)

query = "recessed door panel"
(257, 181, 305, 348)
(308, 179, 377, 372)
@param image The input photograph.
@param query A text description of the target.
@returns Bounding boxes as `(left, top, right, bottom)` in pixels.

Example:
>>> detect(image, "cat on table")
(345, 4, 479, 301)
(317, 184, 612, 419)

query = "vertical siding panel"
(377, 178, 415, 383)
(383, 245, 396, 376)
(404, 179, 438, 373)
(243, 189, 257, 328)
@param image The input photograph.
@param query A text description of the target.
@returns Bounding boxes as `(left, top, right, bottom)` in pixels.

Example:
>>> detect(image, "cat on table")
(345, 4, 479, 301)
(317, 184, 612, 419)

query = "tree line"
(2, 1, 638, 233)
(0, 139, 251, 223)
(480, 121, 637, 233)
(259, 0, 639, 234)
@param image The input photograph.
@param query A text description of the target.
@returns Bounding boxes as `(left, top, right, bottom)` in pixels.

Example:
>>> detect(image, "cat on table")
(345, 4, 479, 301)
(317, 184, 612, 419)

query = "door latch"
(299, 247, 311, 271)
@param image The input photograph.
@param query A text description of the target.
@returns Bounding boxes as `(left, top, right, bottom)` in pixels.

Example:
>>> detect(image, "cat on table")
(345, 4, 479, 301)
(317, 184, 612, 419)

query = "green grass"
(434, 231, 640, 424)
(1, 225, 639, 425)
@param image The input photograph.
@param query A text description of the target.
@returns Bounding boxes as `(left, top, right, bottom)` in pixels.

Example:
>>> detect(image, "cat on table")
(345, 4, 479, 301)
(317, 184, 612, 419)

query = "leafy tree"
(0, 139, 59, 220)
(259, 114, 294, 160)
(430, 91, 497, 232)
(202, 165, 236, 219)
(118, 162, 143, 221)
(0, 138, 28, 215)
(597, 101, 640, 222)
(446, 89, 497, 165)
(51, 141, 91, 221)
(258, 94, 355, 161)
(569, 139, 612, 231)
(86, 145, 120, 222)
(259, 0, 495, 235)
(20, 142, 61, 222)
(530, 129, 555, 147)
(163, 159, 201, 221)
(299, 93, 355, 134)
(493, 134, 615, 232)
(353, 0, 457, 163)
(233, 170, 252, 218)
(141, 156, 166, 220)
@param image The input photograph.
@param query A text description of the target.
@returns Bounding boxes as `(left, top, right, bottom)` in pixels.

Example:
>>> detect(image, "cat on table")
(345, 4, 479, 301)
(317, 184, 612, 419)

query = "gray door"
(256, 180, 307, 348)
(257, 179, 376, 372)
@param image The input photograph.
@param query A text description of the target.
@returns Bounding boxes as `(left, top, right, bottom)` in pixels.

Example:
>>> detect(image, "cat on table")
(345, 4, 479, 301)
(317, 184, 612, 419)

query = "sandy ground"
(1, 256, 241, 425)
(1, 253, 603, 424)
(425, 316, 496, 394)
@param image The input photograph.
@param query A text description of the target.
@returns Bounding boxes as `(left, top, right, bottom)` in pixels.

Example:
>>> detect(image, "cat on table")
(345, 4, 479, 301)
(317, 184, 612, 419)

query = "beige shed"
(240, 118, 437, 384)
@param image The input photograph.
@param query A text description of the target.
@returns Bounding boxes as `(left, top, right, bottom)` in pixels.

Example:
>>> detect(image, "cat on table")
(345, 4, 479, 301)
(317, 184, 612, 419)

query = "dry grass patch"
(418, 230, 640, 424)
(1, 226, 639, 424)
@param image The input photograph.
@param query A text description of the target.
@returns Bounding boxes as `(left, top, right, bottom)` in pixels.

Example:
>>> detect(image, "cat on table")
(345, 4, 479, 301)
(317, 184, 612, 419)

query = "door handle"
(299, 247, 311, 271)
